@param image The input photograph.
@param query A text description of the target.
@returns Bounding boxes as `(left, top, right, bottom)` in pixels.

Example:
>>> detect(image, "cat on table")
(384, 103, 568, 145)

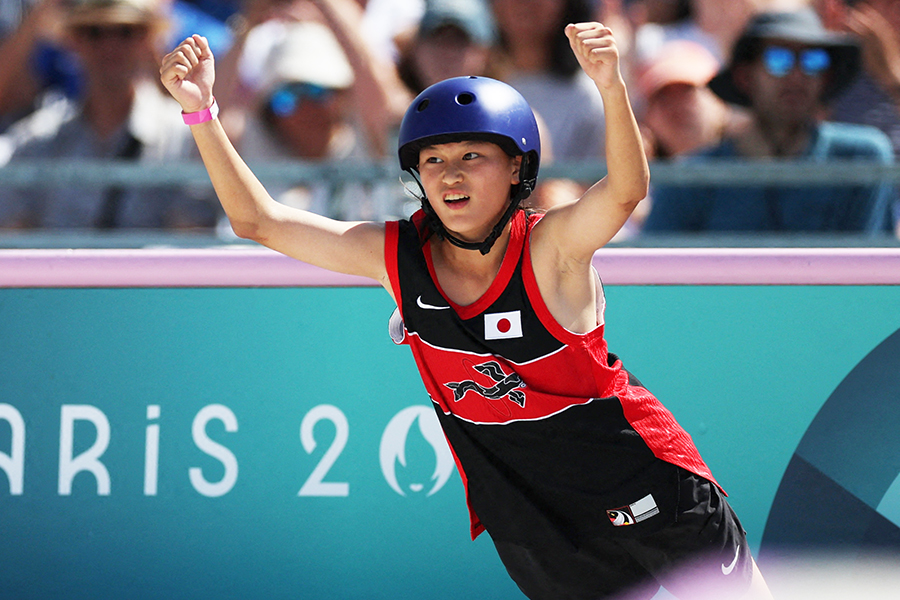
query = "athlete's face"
(418, 140, 522, 243)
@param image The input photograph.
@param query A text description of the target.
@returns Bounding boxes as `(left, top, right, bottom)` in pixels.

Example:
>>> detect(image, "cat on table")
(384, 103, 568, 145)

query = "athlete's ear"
(511, 155, 522, 185)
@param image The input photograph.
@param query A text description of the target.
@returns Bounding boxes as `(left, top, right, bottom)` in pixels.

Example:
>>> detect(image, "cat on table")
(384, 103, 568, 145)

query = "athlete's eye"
(462, 152, 480, 160)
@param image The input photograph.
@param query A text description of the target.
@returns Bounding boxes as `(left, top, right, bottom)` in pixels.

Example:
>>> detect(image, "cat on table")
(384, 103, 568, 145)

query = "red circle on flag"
(497, 318, 511, 333)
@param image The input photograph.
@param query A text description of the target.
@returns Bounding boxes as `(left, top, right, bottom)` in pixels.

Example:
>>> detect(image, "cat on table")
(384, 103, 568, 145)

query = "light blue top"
(643, 121, 896, 235)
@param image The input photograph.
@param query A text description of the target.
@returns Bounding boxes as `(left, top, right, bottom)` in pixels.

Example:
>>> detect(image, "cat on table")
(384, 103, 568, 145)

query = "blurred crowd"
(0, 0, 896, 240)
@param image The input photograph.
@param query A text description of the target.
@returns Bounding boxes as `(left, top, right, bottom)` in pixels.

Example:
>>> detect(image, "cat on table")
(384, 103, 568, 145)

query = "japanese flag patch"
(484, 311, 523, 340)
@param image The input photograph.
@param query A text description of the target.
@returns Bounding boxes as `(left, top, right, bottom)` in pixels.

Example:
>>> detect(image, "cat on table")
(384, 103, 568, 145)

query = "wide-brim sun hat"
(708, 7, 861, 107)
(65, 0, 164, 29)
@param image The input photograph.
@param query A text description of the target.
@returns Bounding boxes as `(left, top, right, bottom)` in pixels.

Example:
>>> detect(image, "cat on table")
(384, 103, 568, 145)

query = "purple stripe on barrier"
(0, 247, 898, 288)
(0, 248, 374, 288)
(592, 248, 900, 285)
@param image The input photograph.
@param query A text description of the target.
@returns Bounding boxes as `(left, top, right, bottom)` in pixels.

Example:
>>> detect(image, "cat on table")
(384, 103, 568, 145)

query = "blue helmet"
(397, 76, 541, 254)
(398, 76, 540, 185)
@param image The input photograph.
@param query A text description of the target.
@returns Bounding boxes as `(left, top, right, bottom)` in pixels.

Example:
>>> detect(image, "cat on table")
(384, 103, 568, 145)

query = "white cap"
(261, 22, 354, 93)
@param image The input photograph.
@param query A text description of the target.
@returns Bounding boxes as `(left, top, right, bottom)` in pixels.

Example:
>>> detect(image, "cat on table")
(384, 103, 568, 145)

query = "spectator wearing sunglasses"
(234, 19, 405, 222)
(0, 0, 218, 229)
(0, 0, 234, 136)
(642, 7, 895, 237)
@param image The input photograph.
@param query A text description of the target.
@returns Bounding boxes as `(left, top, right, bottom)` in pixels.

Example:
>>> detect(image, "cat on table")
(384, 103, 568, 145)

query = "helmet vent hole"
(416, 99, 430, 112)
(456, 93, 474, 106)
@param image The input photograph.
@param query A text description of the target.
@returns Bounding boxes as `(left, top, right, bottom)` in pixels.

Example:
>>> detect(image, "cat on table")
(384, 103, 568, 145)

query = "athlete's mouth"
(444, 193, 470, 204)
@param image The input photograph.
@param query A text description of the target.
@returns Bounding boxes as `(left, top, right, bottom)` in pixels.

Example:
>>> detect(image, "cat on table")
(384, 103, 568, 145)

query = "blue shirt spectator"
(0, 0, 217, 229)
(644, 121, 894, 233)
(642, 7, 896, 237)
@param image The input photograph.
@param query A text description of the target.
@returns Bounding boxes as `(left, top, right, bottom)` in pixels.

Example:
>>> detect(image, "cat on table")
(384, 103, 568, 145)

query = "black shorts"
(492, 470, 754, 600)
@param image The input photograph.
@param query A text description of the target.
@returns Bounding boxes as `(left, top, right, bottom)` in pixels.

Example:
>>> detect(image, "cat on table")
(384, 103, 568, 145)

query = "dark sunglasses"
(268, 83, 335, 117)
(75, 24, 148, 41)
(761, 46, 831, 77)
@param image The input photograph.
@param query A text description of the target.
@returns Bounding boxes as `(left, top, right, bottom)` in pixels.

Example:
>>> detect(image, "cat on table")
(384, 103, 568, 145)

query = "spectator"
(312, 0, 410, 156)
(602, 0, 763, 66)
(488, 0, 606, 161)
(636, 39, 738, 159)
(396, 0, 496, 94)
(208, 0, 318, 121)
(622, 40, 741, 239)
(234, 19, 405, 221)
(0, 0, 217, 229)
(599, 1, 791, 103)
(0, 0, 232, 134)
(220, 0, 407, 152)
(642, 7, 895, 236)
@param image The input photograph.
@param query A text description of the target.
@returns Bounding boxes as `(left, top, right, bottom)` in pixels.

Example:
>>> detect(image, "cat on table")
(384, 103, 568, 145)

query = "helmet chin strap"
(408, 167, 534, 256)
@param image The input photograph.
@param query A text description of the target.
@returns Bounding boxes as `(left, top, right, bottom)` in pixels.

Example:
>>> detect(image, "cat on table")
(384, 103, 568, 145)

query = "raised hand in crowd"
(844, 1, 900, 105)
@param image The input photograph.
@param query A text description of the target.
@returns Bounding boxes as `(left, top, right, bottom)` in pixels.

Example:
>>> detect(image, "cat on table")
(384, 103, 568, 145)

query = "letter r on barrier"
(59, 405, 111, 496)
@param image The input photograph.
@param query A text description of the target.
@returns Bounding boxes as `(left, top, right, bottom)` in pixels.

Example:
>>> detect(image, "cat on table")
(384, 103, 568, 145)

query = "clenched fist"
(160, 34, 216, 114)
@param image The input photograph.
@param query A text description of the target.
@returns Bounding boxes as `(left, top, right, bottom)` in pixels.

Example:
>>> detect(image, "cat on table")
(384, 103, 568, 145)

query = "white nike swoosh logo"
(417, 295, 450, 310)
(722, 546, 740, 575)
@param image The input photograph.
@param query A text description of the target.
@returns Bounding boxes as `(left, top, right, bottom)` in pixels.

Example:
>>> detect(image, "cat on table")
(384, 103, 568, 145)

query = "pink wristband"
(182, 99, 219, 125)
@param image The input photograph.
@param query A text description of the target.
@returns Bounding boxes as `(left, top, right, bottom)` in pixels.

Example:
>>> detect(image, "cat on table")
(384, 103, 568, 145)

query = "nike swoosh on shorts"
(722, 545, 740, 575)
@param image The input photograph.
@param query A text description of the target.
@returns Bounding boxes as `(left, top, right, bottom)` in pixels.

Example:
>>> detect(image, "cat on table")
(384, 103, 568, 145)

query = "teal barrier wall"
(1, 283, 899, 598)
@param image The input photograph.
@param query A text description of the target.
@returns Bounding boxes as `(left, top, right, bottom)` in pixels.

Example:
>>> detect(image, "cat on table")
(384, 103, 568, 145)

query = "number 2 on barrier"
(298, 404, 350, 497)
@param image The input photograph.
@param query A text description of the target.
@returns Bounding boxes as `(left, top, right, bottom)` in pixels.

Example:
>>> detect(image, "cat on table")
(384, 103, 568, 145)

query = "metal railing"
(0, 158, 897, 248)
(1, 158, 900, 187)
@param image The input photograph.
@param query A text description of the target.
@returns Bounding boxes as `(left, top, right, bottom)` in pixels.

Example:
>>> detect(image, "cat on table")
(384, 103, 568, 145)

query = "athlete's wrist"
(182, 98, 219, 125)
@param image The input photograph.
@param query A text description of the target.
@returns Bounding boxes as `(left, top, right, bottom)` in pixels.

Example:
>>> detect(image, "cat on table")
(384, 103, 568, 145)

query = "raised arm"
(534, 22, 649, 260)
(159, 35, 390, 292)
(529, 23, 649, 333)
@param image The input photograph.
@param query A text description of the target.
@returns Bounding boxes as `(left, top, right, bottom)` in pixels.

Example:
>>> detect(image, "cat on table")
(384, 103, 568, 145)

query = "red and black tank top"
(385, 209, 718, 547)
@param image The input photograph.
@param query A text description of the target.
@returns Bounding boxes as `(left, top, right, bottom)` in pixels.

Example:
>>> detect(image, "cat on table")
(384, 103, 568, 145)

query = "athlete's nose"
(441, 160, 464, 185)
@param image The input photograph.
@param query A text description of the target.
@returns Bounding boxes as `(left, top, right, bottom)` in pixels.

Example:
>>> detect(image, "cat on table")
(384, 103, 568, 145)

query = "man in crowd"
(642, 7, 895, 236)
(0, 0, 217, 229)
